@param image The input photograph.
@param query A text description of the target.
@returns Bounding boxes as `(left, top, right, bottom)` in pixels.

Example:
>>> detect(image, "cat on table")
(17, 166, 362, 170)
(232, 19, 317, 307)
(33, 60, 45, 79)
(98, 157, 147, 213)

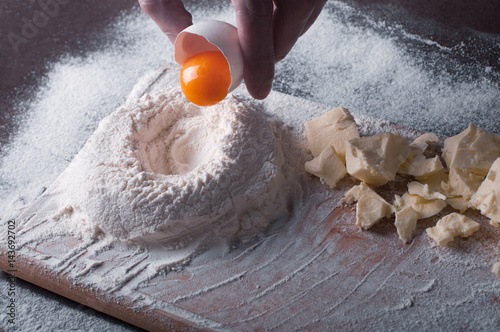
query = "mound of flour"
(55, 88, 302, 246)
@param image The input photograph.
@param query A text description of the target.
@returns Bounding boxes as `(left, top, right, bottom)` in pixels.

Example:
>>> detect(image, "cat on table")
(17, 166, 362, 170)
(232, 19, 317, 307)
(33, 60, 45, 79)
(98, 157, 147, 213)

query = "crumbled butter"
(442, 124, 500, 202)
(445, 197, 469, 213)
(399, 154, 443, 178)
(395, 206, 418, 243)
(343, 182, 394, 229)
(419, 169, 449, 195)
(443, 124, 500, 175)
(407, 181, 446, 201)
(399, 133, 444, 178)
(410, 132, 439, 152)
(426, 213, 480, 246)
(438, 173, 470, 212)
(346, 133, 410, 186)
(492, 262, 500, 278)
(305, 117, 500, 255)
(305, 146, 347, 188)
(394, 193, 446, 220)
(470, 157, 500, 226)
(305, 107, 359, 163)
(448, 167, 485, 201)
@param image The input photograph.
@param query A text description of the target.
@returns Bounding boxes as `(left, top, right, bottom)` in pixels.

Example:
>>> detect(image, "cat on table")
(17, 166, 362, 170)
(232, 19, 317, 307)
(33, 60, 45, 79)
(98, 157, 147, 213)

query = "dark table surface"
(1, 0, 499, 330)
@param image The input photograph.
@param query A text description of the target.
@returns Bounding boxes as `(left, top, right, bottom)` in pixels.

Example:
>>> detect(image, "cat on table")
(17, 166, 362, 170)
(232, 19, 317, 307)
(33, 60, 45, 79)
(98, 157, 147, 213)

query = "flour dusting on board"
(2, 0, 500, 330)
(13, 74, 500, 330)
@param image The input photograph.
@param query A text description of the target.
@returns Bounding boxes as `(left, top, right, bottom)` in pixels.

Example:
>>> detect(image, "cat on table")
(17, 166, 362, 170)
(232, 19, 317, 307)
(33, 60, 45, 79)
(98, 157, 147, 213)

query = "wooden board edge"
(0, 245, 213, 332)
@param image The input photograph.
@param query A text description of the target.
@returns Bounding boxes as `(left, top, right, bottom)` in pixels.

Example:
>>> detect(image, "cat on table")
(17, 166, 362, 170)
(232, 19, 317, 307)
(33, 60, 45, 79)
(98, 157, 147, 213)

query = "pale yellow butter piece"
(419, 169, 449, 194)
(426, 212, 480, 246)
(426, 170, 470, 212)
(407, 181, 446, 201)
(399, 154, 444, 178)
(305, 146, 347, 188)
(448, 167, 485, 201)
(491, 262, 500, 278)
(394, 193, 446, 220)
(346, 133, 410, 186)
(305, 107, 359, 163)
(410, 132, 439, 152)
(399, 133, 444, 178)
(395, 206, 418, 243)
(443, 124, 500, 203)
(443, 124, 500, 175)
(470, 157, 500, 226)
(445, 197, 469, 213)
(343, 182, 394, 229)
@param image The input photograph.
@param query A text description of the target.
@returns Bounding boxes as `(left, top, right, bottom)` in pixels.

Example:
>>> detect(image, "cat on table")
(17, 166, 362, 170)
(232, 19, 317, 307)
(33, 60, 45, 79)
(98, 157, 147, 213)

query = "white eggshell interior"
(175, 20, 244, 93)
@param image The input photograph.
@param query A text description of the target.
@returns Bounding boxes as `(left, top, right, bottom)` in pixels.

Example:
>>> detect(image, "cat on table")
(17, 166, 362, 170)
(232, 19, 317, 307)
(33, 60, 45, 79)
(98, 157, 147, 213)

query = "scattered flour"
(53, 88, 302, 246)
(1, 0, 500, 331)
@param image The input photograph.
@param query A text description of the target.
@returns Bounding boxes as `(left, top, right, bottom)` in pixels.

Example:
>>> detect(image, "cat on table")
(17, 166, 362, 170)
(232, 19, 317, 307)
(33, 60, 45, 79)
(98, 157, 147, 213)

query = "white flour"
(52, 88, 302, 247)
(1, 1, 500, 331)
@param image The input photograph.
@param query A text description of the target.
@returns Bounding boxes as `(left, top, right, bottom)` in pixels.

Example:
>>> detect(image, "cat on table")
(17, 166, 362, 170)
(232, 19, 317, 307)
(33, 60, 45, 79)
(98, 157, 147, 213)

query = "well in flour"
(51, 88, 303, 248)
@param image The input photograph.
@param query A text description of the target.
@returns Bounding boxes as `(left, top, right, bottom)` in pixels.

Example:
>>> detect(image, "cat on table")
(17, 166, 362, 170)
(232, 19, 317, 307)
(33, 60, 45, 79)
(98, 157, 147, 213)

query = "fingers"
(139, 0, 326, 100)
(300, 1, 327, 37)
(232, 0, 275, 99)
(273, 0, 327, 61)
(138, 0, 193, 44)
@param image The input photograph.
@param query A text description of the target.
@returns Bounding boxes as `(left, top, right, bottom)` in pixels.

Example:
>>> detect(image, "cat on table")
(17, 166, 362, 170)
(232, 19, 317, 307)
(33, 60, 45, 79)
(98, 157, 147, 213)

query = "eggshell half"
(175, 20, 244, 92)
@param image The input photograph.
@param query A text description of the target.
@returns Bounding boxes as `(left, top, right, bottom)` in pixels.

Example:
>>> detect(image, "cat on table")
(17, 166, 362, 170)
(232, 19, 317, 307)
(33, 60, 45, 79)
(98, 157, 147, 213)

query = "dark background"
(1, 0, 137, 151)
(2, 0, 499, 148)
(0, 0, 499, 330)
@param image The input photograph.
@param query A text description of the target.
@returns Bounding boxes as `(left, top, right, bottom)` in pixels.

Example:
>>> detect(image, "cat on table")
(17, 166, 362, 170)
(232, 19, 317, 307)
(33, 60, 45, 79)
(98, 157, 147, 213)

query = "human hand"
(138, 0, 193, 44)
(138, 0, 327, 100)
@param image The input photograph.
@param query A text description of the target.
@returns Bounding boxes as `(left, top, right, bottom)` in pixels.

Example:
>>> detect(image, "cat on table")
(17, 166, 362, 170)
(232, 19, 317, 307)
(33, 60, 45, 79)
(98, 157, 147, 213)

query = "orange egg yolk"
(180, 51, 232, 106)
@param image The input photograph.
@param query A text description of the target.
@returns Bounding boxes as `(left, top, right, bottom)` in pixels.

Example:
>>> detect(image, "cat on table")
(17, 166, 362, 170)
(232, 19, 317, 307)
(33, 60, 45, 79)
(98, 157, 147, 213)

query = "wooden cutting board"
(2, 67, 500, 331)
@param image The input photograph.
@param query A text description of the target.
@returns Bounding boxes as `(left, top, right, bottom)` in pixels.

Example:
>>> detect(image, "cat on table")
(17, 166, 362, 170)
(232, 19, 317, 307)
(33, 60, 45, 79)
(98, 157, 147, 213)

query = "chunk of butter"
(492, 262, 500, 278)
(343, 182, 394, 229)
(395, 206, 418, 243)
(410, 132, 439, 152)
(470, 157, 500, 226)
(305, 146, 347, 188)
(407, 181, 446, 201)
(305, 107, 359, 163)
(445, 197, 469, 213)
(426, 213, 480, 246)
(443, 124, 500, 175)
(419, 169, 449, 194)
(399, 154, 443, 179)
(448, 167, 485, 201)
(346, 133, 410, 186)
(399, 133, 444, 178)
(394, 193, 446, 220)
(409, 172, 469, 212)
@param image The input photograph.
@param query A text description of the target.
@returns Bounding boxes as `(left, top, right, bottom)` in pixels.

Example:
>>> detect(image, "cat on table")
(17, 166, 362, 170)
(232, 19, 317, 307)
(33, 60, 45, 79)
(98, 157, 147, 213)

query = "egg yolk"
(180, 51, 232, 106)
